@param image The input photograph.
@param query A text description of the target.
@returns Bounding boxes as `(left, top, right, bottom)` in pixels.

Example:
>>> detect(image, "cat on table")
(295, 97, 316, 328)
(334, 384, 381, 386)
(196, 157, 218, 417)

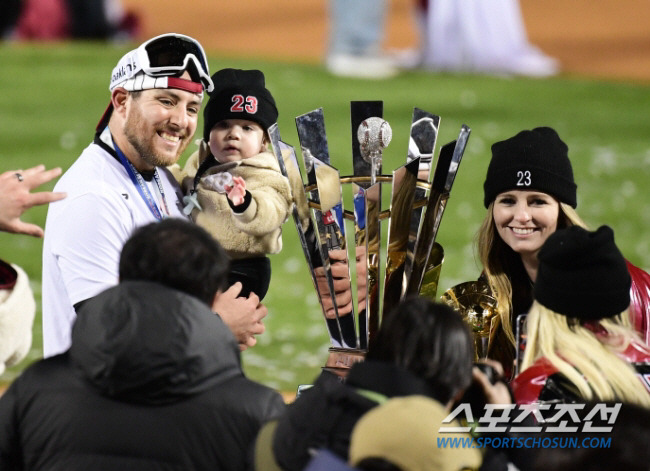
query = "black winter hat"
(534, 225, 631, 320)
(202, 68, 278, 142)
(483, 127, 577, 208)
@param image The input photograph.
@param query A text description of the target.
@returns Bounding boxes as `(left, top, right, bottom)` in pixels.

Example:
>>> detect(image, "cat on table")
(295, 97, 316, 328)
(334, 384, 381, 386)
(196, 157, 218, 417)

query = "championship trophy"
(440, 280, 498, 360)
(268, 102, 470, 376)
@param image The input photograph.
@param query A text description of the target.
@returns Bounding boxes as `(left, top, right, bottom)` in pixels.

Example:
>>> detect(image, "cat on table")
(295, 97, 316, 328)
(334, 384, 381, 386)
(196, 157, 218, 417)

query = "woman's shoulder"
(626, 259, 650, 344)
(511, 357, 558, 404)
(618, 338, 650, 363)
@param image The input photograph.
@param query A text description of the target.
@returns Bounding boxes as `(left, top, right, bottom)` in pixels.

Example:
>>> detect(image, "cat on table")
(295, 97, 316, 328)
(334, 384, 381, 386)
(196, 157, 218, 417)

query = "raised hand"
(225, 176, 247, 206)
(0, 165, 66, 237)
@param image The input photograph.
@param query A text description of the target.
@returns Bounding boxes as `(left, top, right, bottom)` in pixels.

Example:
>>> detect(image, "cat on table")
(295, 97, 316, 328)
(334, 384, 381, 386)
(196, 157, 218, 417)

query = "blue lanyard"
(112, 139, 170, 220)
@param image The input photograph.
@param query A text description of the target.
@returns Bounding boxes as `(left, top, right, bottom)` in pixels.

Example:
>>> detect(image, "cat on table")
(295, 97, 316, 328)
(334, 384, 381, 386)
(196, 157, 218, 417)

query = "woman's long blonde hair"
(476, 202, 587, 348)
(521, 301, 650, 406)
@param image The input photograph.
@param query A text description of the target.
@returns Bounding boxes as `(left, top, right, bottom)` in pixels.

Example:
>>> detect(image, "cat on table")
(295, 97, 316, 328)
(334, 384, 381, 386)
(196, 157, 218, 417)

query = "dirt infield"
(122, 0, 650, 83)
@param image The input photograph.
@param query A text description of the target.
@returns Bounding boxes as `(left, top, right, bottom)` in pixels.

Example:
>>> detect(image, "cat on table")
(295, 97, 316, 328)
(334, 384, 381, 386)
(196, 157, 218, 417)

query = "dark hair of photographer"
(366, 297, 474, 405)
(119, 218, 230, 306)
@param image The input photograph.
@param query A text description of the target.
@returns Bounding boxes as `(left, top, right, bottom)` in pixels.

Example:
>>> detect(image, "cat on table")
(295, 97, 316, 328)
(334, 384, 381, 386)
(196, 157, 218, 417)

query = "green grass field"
(1, 41, 649, 392)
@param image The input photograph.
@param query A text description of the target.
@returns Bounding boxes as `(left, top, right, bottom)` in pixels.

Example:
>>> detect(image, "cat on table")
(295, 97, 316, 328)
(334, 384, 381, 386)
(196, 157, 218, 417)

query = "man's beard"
(123, 105, 189, 169)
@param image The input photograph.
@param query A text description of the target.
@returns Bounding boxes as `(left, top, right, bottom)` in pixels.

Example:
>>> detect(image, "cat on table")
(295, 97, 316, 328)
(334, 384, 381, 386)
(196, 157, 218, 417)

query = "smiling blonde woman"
(467, 127, 650, 378)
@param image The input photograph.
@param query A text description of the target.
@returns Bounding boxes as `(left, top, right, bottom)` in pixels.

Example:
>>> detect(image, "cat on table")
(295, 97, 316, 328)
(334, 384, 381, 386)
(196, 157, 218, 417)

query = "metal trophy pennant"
(269, 121, 356, 350)
(350, 101, 385, 350)
(270, 103, 471, 375)
(405, 125, 470, 299)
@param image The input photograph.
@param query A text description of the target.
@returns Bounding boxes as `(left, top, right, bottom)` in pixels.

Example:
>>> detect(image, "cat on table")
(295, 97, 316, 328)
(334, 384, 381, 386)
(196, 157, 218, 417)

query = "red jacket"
(512, 335, 650, 405)
(628, 260, 650, 345)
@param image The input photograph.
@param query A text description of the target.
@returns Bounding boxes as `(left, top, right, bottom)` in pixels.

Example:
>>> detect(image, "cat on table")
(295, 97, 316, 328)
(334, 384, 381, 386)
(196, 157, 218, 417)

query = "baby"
(180, 68, 292, 300)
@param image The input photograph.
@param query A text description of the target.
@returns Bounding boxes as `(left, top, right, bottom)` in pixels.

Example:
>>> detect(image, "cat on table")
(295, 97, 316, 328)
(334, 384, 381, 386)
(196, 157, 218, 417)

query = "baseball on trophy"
(357, 117, 392, 161)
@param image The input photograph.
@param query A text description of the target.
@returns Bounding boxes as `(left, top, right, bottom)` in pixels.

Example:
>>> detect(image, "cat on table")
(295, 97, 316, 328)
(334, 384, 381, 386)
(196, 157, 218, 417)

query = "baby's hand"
(225, 176, 247, 206)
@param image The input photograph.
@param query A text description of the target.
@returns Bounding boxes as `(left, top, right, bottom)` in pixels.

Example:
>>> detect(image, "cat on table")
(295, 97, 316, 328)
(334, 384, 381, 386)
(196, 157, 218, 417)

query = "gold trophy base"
(441, 280, 498, 361)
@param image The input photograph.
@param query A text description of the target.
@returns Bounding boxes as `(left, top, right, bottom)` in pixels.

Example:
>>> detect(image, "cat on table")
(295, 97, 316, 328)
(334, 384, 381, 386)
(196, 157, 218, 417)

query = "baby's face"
(209, 119, 265, 163)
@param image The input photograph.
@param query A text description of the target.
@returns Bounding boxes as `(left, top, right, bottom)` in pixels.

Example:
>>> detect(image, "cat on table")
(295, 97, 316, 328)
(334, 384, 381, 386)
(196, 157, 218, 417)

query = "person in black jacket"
(0, 218, 285, 471)
(264, 297, 532, 471)
(267, 297, 478, 470)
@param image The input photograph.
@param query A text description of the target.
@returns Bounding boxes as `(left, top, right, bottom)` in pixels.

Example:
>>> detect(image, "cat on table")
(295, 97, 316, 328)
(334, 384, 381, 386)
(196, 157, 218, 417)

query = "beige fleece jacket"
(180, 149, 293, 259)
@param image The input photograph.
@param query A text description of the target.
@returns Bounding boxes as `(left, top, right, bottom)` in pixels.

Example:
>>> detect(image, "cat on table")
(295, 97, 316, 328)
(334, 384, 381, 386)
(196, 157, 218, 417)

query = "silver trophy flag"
(270, 103, 471, 375)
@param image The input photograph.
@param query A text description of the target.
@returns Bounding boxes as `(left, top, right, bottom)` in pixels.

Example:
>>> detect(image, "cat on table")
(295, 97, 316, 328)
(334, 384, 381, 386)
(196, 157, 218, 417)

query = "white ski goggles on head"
(110, 33, 214, 93)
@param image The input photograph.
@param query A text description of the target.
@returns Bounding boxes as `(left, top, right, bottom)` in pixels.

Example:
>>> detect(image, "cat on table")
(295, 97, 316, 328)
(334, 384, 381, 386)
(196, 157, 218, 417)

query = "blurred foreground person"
(0, 219, 285, 471)
(349, 395, 481, 471)
(259, 297, 477, 470)
(512, 225, 650, 406)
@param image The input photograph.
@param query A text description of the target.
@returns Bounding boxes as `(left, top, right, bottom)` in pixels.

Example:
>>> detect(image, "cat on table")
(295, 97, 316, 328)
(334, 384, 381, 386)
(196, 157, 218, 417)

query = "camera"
(454, 362, 499, 417)
(474, 362, 498, 384)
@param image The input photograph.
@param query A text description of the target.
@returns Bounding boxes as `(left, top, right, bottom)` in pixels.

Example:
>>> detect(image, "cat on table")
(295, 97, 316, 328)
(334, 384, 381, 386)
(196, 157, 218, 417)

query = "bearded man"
(42, 34, 267, 357)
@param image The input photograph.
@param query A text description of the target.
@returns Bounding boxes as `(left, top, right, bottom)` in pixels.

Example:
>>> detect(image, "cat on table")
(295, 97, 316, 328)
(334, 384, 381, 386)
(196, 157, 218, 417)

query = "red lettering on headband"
(167, 77, 204, 93)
